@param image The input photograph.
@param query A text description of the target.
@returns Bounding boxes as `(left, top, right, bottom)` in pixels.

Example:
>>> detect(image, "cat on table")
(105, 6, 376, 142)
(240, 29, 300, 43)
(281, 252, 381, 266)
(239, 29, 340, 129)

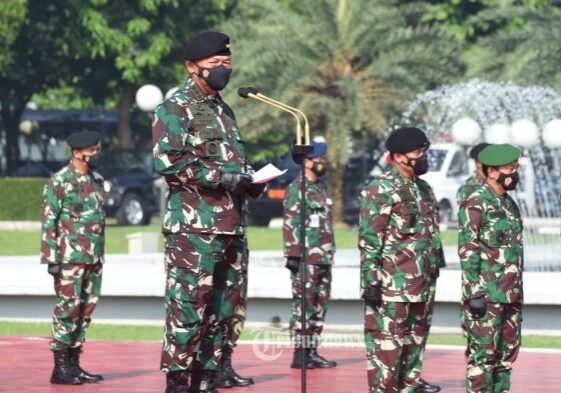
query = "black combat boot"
(290, 347, 315, 369)
(215, 346, 254, 388)
(309, 348, 337, 368)
(417, 378, 441, 393)
(189, 370, 218, 393)
(50, 349, 82, 385)
(166, 370, 190, 393)
(68, 347, 104, 383)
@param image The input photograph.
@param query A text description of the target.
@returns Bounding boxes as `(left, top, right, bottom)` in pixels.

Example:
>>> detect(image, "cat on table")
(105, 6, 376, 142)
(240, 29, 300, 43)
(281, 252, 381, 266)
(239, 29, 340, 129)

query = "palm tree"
(469, 4, 561, 90)
(223, 0, 464, 221)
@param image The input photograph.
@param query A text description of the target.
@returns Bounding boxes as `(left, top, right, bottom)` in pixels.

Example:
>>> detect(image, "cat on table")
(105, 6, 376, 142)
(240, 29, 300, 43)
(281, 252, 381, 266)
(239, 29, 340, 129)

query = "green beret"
(478, 144, 521, 166)
(66, 131, 101, 149)
(385, 127, 429, 154)
(183, 31, 231, 61)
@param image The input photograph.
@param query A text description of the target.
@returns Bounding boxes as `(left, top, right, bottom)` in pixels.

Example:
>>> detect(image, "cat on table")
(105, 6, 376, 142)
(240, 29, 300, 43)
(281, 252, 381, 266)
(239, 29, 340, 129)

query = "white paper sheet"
(251, 163, 287, 184)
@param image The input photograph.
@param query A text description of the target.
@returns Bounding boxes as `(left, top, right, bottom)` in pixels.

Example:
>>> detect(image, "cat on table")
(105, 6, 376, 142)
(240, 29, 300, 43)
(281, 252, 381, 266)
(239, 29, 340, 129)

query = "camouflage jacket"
(40, 163, 106, 265)
(456, 171, 483, 206)
(358, 166, 444, 302)
(458, 183, 523, 304)
(283, 174, 335, 265)
(152, 78, 254, 235)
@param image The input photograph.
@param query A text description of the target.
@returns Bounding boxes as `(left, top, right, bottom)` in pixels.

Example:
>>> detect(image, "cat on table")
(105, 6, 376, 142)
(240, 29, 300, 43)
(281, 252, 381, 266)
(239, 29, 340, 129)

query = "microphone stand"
(237, 87, 312, 393)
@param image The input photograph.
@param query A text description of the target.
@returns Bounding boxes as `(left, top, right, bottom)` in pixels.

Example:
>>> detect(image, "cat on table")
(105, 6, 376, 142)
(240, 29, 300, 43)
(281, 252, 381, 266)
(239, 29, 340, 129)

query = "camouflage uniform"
(153, 77, 254, 374)
(458, 183, 523, 393)
(457, 172, 484, 206)
(41, 163, 106, 352)
(359, 165, 442, 393)
(283, 174, 335, 347)
(456, 171, 484, 346)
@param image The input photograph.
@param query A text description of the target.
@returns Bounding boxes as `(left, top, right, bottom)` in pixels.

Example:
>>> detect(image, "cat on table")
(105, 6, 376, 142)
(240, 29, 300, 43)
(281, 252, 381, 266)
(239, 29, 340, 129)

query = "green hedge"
(0, 178, 46, 221)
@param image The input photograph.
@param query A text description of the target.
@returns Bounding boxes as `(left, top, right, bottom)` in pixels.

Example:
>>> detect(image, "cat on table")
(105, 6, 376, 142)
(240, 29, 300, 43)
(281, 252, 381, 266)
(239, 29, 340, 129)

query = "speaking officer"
(359, 127, 442, 393)
(152, 31, 264, 393)
(41, 131, 105, 385)
(459, 144, 523, 393)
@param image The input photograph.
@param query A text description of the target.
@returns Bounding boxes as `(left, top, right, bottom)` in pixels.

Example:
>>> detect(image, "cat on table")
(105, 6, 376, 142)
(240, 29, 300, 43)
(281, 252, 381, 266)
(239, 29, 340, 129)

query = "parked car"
(96, 149, 159, 226)
(17, 160, 66, 177)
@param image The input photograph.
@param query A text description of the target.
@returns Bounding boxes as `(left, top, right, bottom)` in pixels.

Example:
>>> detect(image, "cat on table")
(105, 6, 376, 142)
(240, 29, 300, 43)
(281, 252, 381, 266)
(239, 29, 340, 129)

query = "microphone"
(237, 87, 259, 98)
(237, 86, 310, 145)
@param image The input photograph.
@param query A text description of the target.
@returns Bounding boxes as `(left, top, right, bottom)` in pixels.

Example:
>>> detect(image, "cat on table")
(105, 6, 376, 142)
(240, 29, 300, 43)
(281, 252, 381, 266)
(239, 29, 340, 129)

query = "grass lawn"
(1, 225, 555, 256)
(0, 321, 559, 349)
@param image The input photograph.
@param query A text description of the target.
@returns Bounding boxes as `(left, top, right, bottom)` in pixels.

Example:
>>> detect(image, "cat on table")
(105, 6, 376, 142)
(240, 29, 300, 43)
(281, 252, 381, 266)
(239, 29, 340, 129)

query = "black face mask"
(84, 152, 101, 170)
(198, 64, 232, 91)
(311, 161, 327, 177)
(406, 154, 429, 176)
(497, 171, 519, 191)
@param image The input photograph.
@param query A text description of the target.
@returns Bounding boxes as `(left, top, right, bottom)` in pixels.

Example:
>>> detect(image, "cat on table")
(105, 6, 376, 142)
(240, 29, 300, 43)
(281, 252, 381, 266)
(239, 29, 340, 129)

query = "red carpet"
(0, 336, 557, 392)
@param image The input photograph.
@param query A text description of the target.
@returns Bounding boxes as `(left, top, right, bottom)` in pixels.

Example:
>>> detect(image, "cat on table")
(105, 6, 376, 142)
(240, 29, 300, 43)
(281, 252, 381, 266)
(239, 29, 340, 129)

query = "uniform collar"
(390, 164, 414, 185)
(183, 77, 222, 104)
(67, 162, 89, 179)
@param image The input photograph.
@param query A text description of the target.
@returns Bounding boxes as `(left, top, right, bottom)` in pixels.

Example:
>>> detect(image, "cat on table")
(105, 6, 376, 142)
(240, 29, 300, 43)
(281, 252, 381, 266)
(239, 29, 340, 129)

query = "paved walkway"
(0, 336, 557, 392)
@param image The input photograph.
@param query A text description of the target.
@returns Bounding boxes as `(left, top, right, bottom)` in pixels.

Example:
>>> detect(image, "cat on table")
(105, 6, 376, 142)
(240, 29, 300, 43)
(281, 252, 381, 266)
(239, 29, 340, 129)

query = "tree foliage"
(222, 0, 464, 220)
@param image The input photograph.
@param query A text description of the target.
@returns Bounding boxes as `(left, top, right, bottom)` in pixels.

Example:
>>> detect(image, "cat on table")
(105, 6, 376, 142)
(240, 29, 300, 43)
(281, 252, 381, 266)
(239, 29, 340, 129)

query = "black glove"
(362, 281, 383, 306)
(247, 182, 266, 198)
(47, 263, 61, 277)
(468, 296, 487, 318)
(220, 172, 252, 195)
(285, 257, 300, 274)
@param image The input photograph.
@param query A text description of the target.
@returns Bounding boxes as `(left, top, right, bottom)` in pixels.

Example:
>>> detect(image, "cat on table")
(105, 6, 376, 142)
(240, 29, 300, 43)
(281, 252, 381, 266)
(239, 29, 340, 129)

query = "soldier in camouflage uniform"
(458, 144, 523, 393)
(152, 31, 264, 393)
(457, 142, 490, 358)
(359, 127, 443, 393)
(41, 130, 106, 385)
(283, 140, 337, 369)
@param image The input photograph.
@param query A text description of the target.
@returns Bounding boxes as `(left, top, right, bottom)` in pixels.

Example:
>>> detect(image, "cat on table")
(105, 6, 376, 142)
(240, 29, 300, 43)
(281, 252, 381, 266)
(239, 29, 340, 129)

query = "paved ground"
(0, 336, 557, 392)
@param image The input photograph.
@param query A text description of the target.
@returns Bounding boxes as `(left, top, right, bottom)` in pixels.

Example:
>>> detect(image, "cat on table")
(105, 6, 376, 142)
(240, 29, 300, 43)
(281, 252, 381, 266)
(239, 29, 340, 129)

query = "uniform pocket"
(394, 201, 419, 234)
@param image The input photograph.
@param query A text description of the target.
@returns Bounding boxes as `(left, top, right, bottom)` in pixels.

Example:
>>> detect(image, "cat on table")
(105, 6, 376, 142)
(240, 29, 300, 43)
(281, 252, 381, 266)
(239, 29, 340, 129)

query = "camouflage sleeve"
(282, 180, 301, 258)
(458, 199, 485, 299)
(358, 183, 392, 289)
(429, 186, 446, 269)
(40, 179, 63, 264)
(152, 103, 221, 188)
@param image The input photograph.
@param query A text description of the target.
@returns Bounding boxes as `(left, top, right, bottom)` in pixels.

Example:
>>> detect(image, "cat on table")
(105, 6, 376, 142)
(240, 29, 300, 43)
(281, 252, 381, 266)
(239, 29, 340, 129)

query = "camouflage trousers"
(160, 233, 247, 373)
(463, 302, 522, 393)
(223, 248, 249, 350)
(289, 264, 332, 348)
(364, 301, 428, 393)
(50, 263, 103, 352)
(421, 276, 437, 350)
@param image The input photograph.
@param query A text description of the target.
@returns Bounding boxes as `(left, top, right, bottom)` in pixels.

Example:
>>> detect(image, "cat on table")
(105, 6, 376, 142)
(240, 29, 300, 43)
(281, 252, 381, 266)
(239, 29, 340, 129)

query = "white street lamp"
(510, 119, 540, 148)
(485, 123, 510, 144)
(451, 117, 482, 146)
(542, 119, 561, 148)
(135, 84, 164, 112)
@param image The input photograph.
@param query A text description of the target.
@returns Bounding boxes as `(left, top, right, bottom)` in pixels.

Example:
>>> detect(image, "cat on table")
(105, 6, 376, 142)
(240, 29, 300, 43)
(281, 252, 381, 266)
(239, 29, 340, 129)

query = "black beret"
(66, 131, 101, 149)
(183, 31, 231, 61)
(469, 142, 490, 160)
(385, 127, 429, 154)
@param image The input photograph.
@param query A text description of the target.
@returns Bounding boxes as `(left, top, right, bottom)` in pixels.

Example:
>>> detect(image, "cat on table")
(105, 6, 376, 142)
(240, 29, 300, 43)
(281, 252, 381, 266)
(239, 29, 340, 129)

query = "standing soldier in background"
(283, 140, 337, 369)
(152, 31, 264, 393)
(359, 127, 441, 393)
(458, 144, 523, 393)
(457, 143, 490, 206)
(41, 131, 106, 385)
(456, 142, 490, 358)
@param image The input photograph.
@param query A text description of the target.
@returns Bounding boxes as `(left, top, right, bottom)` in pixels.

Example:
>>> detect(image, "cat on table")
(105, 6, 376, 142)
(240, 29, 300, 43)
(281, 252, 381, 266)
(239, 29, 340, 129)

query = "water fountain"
(402, 79, 561, 271)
